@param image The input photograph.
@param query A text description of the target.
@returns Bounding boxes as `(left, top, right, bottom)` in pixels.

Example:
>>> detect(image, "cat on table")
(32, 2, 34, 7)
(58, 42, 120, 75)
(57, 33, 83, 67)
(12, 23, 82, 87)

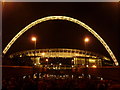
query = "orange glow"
(84, 37, 89, 42)
(42, 52, 45, 56)
(92, 65, 97, 68)
(31, 37, 36, 41)
(2, 0, 5, 3)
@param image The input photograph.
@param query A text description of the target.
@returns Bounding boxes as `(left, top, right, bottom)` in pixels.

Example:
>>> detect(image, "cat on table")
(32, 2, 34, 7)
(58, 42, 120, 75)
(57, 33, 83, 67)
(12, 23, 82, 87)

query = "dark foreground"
(2, 66, 120, 89)
(2, 76, 120, 90)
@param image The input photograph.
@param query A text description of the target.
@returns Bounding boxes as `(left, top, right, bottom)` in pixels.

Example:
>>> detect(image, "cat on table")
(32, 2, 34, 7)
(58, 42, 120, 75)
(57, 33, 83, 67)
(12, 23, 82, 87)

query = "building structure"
(9, 48, 114, 69)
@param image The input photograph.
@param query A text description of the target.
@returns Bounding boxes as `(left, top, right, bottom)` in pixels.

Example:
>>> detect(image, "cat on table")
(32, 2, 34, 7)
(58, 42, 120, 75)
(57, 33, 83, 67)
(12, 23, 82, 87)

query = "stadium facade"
(9, 48, 114, 69)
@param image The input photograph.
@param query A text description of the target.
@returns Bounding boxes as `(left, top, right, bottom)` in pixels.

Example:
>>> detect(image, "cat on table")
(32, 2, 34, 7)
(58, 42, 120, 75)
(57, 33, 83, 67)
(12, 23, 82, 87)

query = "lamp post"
(31, 36, 37, 78)
(31, 37, 37, 62)
(84, 37, 89, 67)
(84, 37, 89, 78)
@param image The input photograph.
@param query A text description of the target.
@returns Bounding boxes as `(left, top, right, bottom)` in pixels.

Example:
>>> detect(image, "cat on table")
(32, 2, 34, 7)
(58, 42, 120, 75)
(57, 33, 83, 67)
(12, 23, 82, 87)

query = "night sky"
(2, 2, 120, 64)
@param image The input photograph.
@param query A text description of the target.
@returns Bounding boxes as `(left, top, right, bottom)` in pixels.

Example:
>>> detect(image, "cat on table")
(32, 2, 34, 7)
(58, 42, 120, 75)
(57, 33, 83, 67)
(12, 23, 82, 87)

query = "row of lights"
(23, 73, 103, 80)
(34, 63, 97, 68)
(34, 63, 62, 65)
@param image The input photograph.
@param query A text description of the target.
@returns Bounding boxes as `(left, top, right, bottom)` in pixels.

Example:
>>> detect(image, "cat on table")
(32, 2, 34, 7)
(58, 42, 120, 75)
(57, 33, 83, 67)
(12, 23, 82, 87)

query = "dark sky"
(2, 2, 120, 63)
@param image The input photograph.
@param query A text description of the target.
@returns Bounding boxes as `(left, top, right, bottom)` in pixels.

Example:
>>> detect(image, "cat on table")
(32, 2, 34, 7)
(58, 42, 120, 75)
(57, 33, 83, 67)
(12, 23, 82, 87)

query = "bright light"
(51, 63, 53, 65)
(31, 37, 36, 41)
(59, 63, 62, 65)
(46, 59, 48, 62)
(78, 76, 82, 78)
(72, 60, 74, 62)
(92, 65, 97, 68)
(33, 74, 37, 79)
(20, 55, 22, 57)
(89, 59, 96, 62)
(42, 52, 45, 56)
(86, 65, 89, 67)
(72, 75, 74, 78)
(56, 67, 57, 69)
(101, 77, 103, 80)
(84, 37, 89, 42)
(53, 67, 56, 69)
(75, 54, 79, 56)
(23, 76, 26, 79)
(88, 74, 91, 79)
(34, 63, 36, 65)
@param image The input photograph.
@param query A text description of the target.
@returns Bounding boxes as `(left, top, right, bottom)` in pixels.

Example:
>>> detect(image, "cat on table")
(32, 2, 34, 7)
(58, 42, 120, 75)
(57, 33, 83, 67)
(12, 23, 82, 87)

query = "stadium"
(9, 48, 114, 69)
(2, 3, 120, 89)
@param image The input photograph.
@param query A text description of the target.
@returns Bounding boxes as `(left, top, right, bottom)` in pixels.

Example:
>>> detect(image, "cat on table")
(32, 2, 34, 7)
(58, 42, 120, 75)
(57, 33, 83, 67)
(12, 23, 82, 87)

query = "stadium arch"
(2, 16, 119, 66)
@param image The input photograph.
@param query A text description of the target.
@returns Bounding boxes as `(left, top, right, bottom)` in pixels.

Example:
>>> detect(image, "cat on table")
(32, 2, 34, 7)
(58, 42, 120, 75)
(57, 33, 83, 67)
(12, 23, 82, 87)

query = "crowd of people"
(2, 74, 120, 90)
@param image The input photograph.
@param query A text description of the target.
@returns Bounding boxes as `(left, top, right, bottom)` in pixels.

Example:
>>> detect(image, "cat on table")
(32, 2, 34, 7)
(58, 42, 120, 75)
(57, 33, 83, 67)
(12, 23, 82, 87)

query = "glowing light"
(84, 37, 89, 42)
(20, 55, 22, 57)
(53, 67, 56, 69)
(92, 65, 97, 68)
(31, 37, 36, 41)
(23, 76, 26, 79)
(33, 74, 37, 79)
(59, 63, 62, 65)
(101, 78, 103, 80)
(42, 52, 45, 56)
(34, 63, 36, 65)
(92, 56, 97, 58)
(86, 65, 89, 67)
(88, 74, 91, 79)
(89, 59, 96, 62)
(56, 66, 57, 69)
(46, 59, 48, 62)
(75, 54, 79, 56)
(3, 16, 118, 66)
(78, 76, 83, 78)
(72, 75, 74, 78)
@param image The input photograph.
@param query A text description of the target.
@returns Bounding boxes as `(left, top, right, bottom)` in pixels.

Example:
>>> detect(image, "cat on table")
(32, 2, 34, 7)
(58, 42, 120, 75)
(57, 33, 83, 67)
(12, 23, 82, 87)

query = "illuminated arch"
(3, 16, 119, 66)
